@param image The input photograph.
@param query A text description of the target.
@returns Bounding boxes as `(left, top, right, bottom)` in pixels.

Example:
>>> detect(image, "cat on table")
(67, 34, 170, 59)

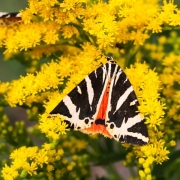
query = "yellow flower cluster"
(0, 0, 179, 56)
(0, 43, 103, 108)
(1, 0, 180, 179)
(39, 114, 67, 141)
(1, 145, 64, 179)
(2, 135, 89, 180)
(2, 61, 64, 107)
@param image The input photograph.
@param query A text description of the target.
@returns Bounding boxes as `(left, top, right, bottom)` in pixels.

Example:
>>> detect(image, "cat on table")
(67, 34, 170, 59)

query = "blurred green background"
(0, 0, 27, 12)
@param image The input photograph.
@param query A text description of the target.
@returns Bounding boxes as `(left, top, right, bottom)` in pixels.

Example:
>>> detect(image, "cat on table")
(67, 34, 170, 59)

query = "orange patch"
(82, 79, 112, 138)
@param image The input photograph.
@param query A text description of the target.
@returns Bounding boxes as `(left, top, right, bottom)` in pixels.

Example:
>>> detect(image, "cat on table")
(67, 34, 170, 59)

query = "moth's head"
(107, 56, 116, 64)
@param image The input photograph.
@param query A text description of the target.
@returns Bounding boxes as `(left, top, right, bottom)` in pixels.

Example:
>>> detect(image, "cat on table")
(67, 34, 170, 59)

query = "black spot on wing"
(95, 119, 105, 126)
(110, 123, 114, 129)
(85, 118, 89, 124)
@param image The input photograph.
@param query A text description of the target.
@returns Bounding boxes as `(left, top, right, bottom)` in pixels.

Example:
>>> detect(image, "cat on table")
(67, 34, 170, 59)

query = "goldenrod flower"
(1, 0, 180, 179)
(1, 164, 18, 180)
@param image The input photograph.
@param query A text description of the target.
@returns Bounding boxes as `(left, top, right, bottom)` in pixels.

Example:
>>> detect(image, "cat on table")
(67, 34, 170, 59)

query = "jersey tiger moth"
(50, 57, 149, 145)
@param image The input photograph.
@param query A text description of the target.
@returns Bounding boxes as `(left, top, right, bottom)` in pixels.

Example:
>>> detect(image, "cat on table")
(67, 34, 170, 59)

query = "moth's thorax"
(107, 56, 116, 64)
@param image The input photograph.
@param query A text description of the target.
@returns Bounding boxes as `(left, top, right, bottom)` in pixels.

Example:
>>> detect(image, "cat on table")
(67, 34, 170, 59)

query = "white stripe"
(126, 132, 149, 142)
(16, 13, 21, 17)
(105, 63, 119, 120)
(85, 76, 94, 106)
(115, 86, 133, 112)
(123, 114, 142, 128)
(63, 95, 77, 116)
(6, 14, 11, 18)
(130, 99, 137, 106)
(77, 86, 82, 94)
(123, 78, 128, 84)
(114, 69, 122, 85)
(94, 70, 97, 78)
(0, 12, 8, 17)
(102, 65, 107, 83)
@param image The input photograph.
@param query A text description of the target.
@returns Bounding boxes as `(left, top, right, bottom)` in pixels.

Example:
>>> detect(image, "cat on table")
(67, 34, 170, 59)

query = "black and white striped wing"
(103, 62, 149, 145)
(50, 63, 108, 130)
(50, 57, 149, 145)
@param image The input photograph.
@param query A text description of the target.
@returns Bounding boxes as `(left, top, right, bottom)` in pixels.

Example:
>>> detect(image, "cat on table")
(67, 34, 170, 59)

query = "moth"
(0, 12, 21, 26)
(50, 57, 149, 145)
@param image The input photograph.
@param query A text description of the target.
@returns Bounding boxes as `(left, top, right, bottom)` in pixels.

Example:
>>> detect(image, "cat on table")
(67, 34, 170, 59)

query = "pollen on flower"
(20, 9, 32, 24)
(61, 25, 79, 38)
(39, 113, 68, 140)
(35, 149, 48, 167)
(1, 164, 19, 180)
(60, 0, 82, 12)
(5, 60, 64, 107)
(43, 29, 59, 44)
(23, 162, 38, 176)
